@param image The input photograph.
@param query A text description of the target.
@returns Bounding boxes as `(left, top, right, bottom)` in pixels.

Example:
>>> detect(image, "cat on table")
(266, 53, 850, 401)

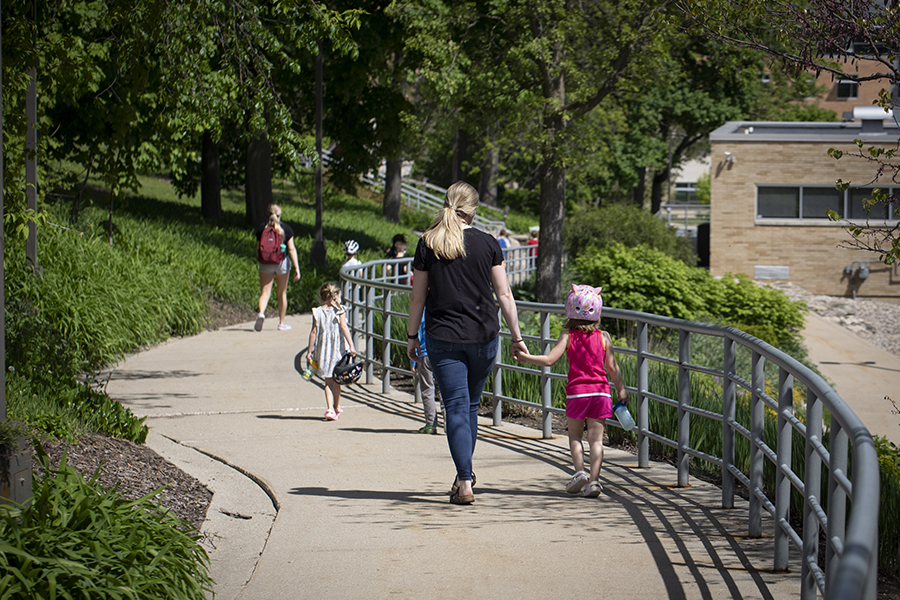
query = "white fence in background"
(306, 149, 508, 233)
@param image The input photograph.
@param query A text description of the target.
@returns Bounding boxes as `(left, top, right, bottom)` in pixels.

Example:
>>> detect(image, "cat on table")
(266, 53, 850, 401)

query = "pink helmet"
(565, 284, 603, 321)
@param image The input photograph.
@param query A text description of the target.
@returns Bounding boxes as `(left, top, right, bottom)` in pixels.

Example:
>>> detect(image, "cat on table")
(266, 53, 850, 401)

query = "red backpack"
(258, 225, 285, 264)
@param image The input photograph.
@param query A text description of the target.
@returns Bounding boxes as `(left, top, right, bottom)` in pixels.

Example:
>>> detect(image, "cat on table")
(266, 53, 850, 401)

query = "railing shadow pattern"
(340, 256, 880, 600)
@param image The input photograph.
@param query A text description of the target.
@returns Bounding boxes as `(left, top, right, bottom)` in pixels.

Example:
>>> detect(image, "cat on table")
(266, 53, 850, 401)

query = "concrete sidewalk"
(802, 312, 900, 445)
(107, 313, 802, 600)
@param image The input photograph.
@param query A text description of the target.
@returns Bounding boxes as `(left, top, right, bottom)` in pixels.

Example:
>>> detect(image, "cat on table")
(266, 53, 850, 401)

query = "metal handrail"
(339, 256, 879, 600)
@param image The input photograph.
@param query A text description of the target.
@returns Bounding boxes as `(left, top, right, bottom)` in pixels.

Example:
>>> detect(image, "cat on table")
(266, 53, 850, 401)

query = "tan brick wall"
(709, 140, 900, 297)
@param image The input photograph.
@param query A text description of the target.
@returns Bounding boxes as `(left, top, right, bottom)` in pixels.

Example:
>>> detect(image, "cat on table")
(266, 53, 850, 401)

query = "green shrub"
(573, 244, 710, 320)
(573, 244, 807, 347)
(565, 203, 698, 266)
(876, 436, 900, 577)
(0, 449, 212, 599)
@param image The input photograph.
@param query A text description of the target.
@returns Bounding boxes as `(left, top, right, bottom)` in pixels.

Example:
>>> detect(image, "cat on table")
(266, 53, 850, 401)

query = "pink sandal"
(324, 409, 337, 421)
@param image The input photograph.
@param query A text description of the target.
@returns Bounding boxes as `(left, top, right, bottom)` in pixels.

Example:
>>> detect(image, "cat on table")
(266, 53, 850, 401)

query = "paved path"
(802, 313, 900, 445)
(106, 313, 806, 600)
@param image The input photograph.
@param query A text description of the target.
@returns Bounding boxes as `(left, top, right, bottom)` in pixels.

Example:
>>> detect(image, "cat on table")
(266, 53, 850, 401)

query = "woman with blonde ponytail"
(407, 181, 526, 506)
(254, 204, 301, 331)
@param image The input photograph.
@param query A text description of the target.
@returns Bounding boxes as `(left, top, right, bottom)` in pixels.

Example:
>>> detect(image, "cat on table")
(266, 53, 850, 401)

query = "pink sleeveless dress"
(565, 329, 613, 420)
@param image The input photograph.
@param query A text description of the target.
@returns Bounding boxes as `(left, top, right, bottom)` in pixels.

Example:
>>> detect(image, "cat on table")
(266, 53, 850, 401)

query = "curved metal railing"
(339, 255, 879, 600)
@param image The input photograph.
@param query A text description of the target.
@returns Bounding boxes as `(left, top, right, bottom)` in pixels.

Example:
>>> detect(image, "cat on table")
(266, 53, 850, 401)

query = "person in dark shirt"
(407, 181, 526, 505)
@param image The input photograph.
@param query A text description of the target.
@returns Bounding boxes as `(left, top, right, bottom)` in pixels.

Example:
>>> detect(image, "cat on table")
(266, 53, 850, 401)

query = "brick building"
(708, 110, 900, 298)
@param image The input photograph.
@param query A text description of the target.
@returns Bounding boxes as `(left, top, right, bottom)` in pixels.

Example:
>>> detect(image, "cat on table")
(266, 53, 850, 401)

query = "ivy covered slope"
(4, 178, 422, 443)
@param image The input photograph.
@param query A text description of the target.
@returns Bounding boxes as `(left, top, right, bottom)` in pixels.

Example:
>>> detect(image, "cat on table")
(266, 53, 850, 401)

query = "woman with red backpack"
(255, 204, 301, 331)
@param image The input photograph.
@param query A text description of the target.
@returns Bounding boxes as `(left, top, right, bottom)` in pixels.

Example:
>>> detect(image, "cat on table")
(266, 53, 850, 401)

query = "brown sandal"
(449, 490, 475, 505)
(450, 472, 476, 494)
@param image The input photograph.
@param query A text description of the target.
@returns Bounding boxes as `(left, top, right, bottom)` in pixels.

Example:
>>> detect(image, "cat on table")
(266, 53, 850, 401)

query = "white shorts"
(259, 256, 291, 275)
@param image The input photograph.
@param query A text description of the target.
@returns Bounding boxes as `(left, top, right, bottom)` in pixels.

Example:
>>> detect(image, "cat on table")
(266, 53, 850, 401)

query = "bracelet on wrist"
(512, 338, 524, 343)
(407, 333, 418, 339)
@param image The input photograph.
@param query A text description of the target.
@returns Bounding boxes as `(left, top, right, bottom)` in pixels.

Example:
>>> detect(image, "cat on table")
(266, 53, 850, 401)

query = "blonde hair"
(318, 282, 343, 310)
(421, 181, 479, 260)
(564, 318, 600, 333)
(266, 204, 284, 237)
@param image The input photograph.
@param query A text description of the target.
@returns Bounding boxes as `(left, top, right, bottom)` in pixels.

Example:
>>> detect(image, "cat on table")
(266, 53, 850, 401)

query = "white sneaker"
(254, 313, 266, 331)
(277, 323, 291, 331)
(566, 471, 588, 494)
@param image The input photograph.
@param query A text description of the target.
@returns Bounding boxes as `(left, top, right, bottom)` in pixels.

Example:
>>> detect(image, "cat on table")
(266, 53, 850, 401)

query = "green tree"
(3, 1, 360, 230)
(393, 0, 676, 303)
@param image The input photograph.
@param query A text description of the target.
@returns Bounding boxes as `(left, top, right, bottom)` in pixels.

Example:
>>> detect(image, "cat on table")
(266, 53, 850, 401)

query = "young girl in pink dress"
(517, 284, 629, 497)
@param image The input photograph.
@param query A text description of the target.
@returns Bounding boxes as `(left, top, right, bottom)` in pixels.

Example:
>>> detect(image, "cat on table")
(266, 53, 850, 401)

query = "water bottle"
(613, 401, 636, 431)
(302, 360, 318, 381)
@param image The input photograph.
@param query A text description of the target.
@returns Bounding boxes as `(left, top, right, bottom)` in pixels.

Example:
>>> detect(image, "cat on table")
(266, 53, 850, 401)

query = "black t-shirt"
(412, 228, 503, 344)
(255, 222, 294, 244)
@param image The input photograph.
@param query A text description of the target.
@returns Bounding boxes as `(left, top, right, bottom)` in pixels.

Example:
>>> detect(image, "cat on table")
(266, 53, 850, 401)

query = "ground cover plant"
(0, 450, 213, 600)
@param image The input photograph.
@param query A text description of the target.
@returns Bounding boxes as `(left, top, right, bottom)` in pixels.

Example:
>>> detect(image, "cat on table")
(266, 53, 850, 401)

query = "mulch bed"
(36, 435, 212, 531)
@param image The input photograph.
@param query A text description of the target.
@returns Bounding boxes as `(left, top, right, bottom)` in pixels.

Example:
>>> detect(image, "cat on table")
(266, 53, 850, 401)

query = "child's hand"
(512, 342, 530, 362)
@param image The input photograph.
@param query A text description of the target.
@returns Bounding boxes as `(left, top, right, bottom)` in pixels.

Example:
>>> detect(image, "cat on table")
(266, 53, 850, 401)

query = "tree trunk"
(536, 158, 566, 304)
(633, 166, 646, 208)
(383, 159, 402, 224)
(479, 142, 499, 207)
(201, 131, 222, 220)
(650, 167, 668, 215)
(246, 132, 272, 227)
(452, 129, 469, 183)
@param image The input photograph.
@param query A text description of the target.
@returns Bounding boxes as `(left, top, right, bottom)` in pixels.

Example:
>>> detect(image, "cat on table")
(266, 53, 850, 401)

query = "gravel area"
(766, 282, 900, 358)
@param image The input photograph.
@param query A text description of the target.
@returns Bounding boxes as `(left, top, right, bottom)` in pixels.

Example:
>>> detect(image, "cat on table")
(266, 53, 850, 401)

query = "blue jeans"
(425, 334, 498, 482)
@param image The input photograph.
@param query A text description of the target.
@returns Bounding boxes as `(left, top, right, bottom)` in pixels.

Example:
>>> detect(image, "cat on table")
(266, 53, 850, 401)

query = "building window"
(802, 187, 843, 219)
(758, 186, 799, 218)
(757, 185, 900, 221)
(836, 80, 858, 99)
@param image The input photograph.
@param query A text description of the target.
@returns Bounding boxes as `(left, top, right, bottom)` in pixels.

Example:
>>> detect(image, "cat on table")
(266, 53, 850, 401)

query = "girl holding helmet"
(516, 284, 629, 498)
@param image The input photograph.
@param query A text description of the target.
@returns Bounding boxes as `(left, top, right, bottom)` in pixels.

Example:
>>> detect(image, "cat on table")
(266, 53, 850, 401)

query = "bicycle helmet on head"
(343, 239, 359, 255)
(565, 284, 603, 321)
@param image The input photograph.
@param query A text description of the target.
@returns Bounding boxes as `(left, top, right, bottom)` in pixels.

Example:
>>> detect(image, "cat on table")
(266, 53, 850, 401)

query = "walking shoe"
(582, 481, 603, 498)
(335, 406, 343, 417)
(254, 313, 266, 331)
(418, 425, 436, 434)
(324, 409, 337, 421)
(277, 323, 291, 331)
(566, 471, 589, 494)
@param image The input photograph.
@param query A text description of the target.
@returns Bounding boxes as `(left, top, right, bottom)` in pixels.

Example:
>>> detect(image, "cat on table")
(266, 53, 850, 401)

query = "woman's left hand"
(510, 340, 527, 361)
(407, 338, 421, 362)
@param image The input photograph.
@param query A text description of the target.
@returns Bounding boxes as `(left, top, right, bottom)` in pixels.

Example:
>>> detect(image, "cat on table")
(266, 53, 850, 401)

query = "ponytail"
(422, 181, 479, 260)
(267, 204, 284, 237)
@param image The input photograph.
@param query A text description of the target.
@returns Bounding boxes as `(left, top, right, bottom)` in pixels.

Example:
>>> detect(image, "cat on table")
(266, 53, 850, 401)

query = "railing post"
(722, 335, 737, 508)
(826, 419, 848, 594)
(540, 310, 552, 439)
(677, 330, 691, 487)
(774, 367, 794, 571)
(637, 320, 649, 468)
(493, 308, 503, 427)
(802, 388, 823, 600)
(749, 351, 765, 537)
(382, 290, 392, 394)
(366, 285, 376, 384)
